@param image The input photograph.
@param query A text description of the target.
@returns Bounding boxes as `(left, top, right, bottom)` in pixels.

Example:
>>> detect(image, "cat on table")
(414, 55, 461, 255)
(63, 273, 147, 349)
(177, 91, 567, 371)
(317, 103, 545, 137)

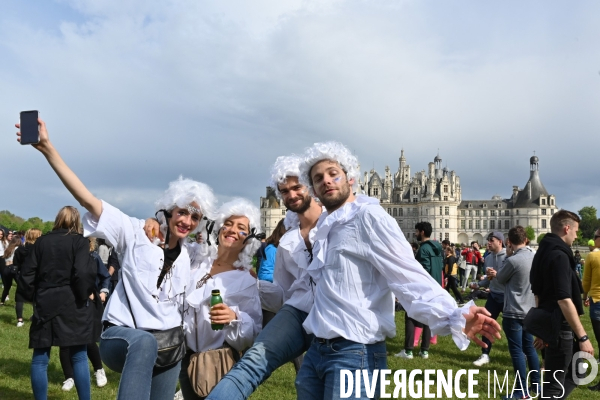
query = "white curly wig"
(268, 154, 303, 198)
(212, 198, 263, 270)
(299, 141, 360, 193)
(154, 177, 218, 256)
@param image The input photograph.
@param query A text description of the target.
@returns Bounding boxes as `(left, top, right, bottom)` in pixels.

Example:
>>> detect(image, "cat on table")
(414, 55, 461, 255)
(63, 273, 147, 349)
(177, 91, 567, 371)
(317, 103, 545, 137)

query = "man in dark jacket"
(396, 222, 443, 360)
(530, 210, 593, 398)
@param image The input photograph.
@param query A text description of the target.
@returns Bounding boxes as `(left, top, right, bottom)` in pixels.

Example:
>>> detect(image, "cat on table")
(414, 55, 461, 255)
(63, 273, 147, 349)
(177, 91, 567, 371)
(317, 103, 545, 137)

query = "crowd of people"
(2, 117, 597, 400)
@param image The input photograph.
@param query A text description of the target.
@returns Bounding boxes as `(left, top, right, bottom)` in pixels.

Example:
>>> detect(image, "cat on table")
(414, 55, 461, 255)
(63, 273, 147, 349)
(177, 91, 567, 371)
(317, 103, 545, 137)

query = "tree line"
(0, 210, 54, 234)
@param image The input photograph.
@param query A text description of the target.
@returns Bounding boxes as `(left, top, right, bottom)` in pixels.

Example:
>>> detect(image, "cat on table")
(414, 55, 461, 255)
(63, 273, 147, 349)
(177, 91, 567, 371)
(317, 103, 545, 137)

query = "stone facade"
(259, 153, 556, 243)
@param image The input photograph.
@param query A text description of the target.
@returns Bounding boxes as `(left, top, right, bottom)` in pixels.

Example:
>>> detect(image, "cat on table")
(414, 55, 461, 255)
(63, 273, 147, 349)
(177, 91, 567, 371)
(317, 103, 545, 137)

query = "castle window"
(445, 233, 449, 241)
(516, 220, 520, 226)
(413, 198, 418, 203)
(461, 220, 466, 229)
(445, 219, 449, 228)
(373, 188, 379, 196)
(443, 185, 448, 193)
(551, 199, 554, 206)
(498, 203, 502, 208)
(393, 208, 397, 216)
(413, 208, 418, 216)
(475, 220, 481, 229)
(440, 219, 443, 228)
(461, 210, 465, 216)
(483, 204, 487, 208)
(387, 208, 391, 215)
(505, 220, 510, 229)
(439, 206, 442, 215)
(542, 219, 547, 228)
(399, 208, 404, 216)
(468, 203, 473, 208)
(445, 206, 449, 215)
(490, 220, 495, 229)
(443, 196, 448, 201)
(491, 210, 496, 217)
(483, 210, 487, 216)
(475, 210, 480, 217)
(483, 220, 488, 229)
(469, 210, 473, 216)
(282, 210, 286, 215)
(468, 220, 473, 229)
(413, 188, 419, 195)
(542, 209, 547, 215)
(504, 210, 509, 216)
(516, 210, 519, 215)
(541, 198, 546, 205)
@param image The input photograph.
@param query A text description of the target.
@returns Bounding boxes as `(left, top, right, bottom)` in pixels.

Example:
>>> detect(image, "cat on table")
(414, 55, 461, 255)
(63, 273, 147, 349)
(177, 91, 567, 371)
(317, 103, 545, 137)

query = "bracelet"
(578, 335, 589, 343)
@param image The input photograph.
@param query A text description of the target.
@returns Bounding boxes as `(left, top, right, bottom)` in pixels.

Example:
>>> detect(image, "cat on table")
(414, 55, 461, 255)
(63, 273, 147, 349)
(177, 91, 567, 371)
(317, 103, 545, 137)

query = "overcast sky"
(1, 0, 599, 222)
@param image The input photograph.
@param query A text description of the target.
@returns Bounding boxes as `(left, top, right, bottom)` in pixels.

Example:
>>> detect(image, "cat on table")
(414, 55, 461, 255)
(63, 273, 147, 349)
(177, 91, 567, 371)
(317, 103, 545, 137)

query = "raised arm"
(16, 118, 102, 219)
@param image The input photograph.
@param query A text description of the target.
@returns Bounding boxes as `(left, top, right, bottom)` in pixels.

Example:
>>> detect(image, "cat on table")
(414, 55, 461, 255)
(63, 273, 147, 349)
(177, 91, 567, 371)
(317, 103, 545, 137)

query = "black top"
(445, 255, 457, 276)
(107, 247, 121, 282)
(530, 233, 583, 321)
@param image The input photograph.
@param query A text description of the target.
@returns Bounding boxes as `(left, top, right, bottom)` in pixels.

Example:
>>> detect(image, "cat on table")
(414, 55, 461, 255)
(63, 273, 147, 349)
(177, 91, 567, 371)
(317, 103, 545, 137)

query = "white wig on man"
(154, 177, 218, 256)
(299, 141, 360, 193)
(268, 154, 303, 198)
(212, 198, 263, 270)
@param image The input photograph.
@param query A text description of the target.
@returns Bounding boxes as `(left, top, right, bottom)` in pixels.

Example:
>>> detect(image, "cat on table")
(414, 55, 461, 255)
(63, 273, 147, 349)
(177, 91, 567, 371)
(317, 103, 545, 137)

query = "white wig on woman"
(155, 177, 218, 255)
(268, 154, 303, 198)
(212, 198, 263, 270)
(299, 141, 360, 193)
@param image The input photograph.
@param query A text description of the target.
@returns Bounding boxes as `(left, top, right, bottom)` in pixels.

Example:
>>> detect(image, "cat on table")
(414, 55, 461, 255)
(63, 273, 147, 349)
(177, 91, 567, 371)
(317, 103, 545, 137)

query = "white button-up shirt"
(185, 258, 262, 353)
(302, 195, 472, 349)
(83, 201, 190, 331)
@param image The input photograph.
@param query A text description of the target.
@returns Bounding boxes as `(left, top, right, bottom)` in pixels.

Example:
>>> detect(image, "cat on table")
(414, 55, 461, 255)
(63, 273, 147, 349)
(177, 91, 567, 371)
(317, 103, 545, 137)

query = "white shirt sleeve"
(358, 208, 472, 350)
(223, 282, 263, 352)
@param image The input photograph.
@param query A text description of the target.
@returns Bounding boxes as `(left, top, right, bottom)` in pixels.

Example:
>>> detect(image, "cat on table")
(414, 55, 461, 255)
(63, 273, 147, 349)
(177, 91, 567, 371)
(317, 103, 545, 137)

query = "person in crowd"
(0, 229, 8, 286)
(206, 154, 322, 399)
(106, 246, 121, 296)
(471, 231, 506, 367)
(1, 236, 22, 304)
(258, 218, 287, 326)
(411, 242, 419, 256)
(530, 210, 592, 398)
(177, 199, 263, 399)
(495, 226, 539, 399)
(59, 237, 111, 391)
(396, 221, 442, 360)
(292, 141, 501, 399)
(18, 206, 101, 400)
(11, 229, 42, 327)
(583, 228, 600, 384)
(17, 117, 217, 400)
(97, 238, 110, 266)
(443, 246, 465, 304)
(461, 242, 481, 291)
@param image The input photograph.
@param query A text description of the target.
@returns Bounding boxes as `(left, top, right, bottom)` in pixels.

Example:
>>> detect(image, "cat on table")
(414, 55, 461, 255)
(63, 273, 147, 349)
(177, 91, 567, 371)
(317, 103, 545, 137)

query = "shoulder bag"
(187, 273, 241, 397)
(122, 277, 186, 369)
(523, 307, 562, 347)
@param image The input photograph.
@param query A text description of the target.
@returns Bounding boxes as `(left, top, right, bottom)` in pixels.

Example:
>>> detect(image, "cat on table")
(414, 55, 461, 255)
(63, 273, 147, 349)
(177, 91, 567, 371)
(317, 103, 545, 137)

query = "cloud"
(1, 0, 599, 222)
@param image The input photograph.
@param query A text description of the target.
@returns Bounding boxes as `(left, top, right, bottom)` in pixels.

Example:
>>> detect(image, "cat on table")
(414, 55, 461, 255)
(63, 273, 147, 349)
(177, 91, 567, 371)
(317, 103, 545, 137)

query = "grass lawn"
(1, 284, 600, 399)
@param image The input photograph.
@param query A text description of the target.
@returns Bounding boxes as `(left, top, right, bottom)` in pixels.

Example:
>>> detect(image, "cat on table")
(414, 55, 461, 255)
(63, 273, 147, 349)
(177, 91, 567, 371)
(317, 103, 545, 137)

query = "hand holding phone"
(19, 110, 40, 145)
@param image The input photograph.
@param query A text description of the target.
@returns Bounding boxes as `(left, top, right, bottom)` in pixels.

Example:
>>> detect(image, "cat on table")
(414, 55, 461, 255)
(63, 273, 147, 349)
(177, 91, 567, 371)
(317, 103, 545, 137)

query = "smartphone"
(19, 110, 40, 145)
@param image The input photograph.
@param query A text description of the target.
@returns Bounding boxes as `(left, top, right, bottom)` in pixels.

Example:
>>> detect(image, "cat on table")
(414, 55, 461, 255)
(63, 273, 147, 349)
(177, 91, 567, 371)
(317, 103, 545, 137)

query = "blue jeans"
(295, 338, 387, 400)
(481, 292, 503, 355)
(31, 345, 90, 400)
(206, 304, 312, 400)
(99, 325, 181, 400)
(502, 317, 540, 396)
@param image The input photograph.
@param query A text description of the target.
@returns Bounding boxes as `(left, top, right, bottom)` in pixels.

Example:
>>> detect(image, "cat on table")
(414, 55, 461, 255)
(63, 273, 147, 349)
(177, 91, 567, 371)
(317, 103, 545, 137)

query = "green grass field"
(1, 284, 599, 399)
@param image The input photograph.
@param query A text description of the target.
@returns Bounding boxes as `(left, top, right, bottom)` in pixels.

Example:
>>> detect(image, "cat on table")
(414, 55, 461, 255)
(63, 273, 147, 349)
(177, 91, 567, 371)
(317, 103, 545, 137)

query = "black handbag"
(122, 280, 186, 369)
(523, 307, 562, 347)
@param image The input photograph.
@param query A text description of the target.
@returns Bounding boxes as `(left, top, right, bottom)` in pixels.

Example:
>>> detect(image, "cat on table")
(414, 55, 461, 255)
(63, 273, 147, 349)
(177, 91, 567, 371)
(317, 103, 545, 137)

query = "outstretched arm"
(463, 306, 502, 348)
(16, 118, 102, 219)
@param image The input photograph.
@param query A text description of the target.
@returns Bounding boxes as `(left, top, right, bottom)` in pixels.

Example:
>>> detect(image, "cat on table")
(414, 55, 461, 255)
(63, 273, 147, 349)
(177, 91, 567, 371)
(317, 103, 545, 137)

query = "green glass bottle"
(210, 289, 224, 331)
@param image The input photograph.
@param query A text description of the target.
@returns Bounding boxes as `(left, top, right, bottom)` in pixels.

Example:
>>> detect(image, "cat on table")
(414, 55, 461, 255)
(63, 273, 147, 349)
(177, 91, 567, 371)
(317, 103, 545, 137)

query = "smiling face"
(278, 176, 312, 214)
(219, 215, 251, 252)
(168, 202, 202, 240)
(309, 160, 354, 212)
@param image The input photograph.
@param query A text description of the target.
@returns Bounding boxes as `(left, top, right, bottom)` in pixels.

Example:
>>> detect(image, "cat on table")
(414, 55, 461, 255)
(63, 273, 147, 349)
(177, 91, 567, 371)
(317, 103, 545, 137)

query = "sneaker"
(95, 368, 107, 387)
(62, 378, 74, 391)
(419, 351, 429, 359)
(16, 321, 24, 327)
(394, 349, 413, 359)
(473, 354, 490, 367)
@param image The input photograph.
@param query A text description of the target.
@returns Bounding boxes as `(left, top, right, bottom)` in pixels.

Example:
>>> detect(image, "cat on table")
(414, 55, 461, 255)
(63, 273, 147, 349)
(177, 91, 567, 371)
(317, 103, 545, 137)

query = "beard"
(285, 193, 312, 214)
(318, 183, 351, 211)
(416, 232, 423, 242)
